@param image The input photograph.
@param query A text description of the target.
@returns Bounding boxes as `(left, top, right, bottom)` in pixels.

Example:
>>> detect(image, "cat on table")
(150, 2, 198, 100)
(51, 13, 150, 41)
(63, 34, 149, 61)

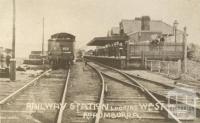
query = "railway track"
(3, 61, 198, 123)
(56, 68, 70, 123)
(89, 60, 200, 122)
(0, 69, 69, 123)
(57, 62, 102, 123)
(88, 62, 182, 123)
(126, 72, 200, 110)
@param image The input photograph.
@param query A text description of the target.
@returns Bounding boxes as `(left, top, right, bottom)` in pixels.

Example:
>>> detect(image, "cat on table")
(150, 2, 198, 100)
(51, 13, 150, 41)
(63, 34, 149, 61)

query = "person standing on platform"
(6, 54, 11, 68)
(0, 53, 4, 68)
(0, 52, 6, 68)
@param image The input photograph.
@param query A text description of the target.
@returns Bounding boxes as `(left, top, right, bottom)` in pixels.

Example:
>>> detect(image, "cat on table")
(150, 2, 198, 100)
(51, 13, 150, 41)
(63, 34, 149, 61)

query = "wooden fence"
(128, 43, 184, 60)
(145, 60, 181, 78)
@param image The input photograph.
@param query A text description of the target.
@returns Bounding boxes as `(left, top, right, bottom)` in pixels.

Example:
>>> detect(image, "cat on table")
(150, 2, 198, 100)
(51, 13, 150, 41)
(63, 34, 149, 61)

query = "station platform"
(85, 55, 127, 69)
(123, 70, 200, 94)
(123, 70, 175, 87)
(84, 55, 144, 69)
(0, 69, 43, 101)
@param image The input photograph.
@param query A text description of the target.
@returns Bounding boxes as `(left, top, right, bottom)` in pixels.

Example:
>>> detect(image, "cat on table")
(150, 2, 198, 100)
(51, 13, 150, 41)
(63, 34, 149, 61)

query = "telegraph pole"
(173, 20, 178, 51)
(42, 17, 44, 56)
(183, 27, 187, 73)
(42, 17, 45, 67)
(10, 0, 16, 81)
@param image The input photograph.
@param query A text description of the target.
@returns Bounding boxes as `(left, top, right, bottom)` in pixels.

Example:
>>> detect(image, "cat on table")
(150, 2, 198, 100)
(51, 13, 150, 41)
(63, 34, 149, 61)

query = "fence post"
(126, 41, 130, 68)
(167, 62, 170, 75)
(158, 61, 161, 73)
(150, 61, 152, 71)
(141, 51, 145, 68)
(177, 59, 181, 76)
(145, 58, 147, 69)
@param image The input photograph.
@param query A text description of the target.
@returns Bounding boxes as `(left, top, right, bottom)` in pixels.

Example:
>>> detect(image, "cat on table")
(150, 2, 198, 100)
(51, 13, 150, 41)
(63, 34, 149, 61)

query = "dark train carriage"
(48, 32, 75, 69)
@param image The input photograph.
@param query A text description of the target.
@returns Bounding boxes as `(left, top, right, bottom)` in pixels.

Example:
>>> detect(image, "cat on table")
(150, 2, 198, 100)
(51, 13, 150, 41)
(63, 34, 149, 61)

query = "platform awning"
(87, 35, 128, 46)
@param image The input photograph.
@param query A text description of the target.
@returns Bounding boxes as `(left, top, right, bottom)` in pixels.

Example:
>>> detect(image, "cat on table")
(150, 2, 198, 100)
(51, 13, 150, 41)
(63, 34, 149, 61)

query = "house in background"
(119, 16, 184, 43)
(118, 16, 185, 61)
(86, 16, 186, 69)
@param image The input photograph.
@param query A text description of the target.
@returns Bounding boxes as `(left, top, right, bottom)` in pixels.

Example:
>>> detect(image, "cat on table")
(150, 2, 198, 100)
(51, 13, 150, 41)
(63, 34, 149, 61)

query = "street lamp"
(173, 20, 179, 51)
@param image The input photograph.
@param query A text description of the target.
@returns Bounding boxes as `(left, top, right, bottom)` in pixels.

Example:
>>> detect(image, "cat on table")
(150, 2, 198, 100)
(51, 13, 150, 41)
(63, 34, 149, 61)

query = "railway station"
(85, 16, 186, 71)
(0, 17, 200, 123)
(0, 0, 200, 123)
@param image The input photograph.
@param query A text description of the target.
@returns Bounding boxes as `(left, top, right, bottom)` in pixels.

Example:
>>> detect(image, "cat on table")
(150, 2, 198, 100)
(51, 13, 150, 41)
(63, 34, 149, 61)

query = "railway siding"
(0, 70, 42, 101)
(0, 69, 68, 123)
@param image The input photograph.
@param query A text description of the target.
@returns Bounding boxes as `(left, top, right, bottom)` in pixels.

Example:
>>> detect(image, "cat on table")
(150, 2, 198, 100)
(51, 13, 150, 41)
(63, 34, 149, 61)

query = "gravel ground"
(62, 62, 101, 123)
(0, 70, 43, 101)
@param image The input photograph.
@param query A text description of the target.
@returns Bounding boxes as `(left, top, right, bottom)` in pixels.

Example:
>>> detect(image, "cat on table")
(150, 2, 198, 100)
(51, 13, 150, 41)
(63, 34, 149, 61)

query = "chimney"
(135, 17, 141, 21)
(141, 16, 151, 31)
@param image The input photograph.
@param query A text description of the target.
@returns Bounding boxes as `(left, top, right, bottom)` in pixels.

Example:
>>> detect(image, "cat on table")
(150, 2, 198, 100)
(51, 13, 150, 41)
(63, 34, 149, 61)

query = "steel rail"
(126, 73, 200, 112)
(87, 64, 105, 123)
(126, 73, 200, 96)
(101, 72, 144, 91)
(96, 62, 200, 112)
(121, 72, 182, 123)
(86, 60, 182, 123)
(0, 69, 51, 105)
(101, 66, 200, 119)
(56, 68, 70, 123)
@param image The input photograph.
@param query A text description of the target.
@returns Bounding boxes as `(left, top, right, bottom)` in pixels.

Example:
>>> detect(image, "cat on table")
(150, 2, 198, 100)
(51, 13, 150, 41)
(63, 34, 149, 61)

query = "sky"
(0, 0, 200, 58)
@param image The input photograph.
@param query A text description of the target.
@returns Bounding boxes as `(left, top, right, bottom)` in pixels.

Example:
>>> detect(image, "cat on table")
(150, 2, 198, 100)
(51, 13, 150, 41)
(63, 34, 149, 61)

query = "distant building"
(29, 51, 47, 59)
(23, 51, 47, 65)
(87, 16, 185, 69)
(119, 16, 184, 43)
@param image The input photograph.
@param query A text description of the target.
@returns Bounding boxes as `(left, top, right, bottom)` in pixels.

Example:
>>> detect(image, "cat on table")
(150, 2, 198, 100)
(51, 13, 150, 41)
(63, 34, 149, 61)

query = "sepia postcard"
(0, 0, 200, 123)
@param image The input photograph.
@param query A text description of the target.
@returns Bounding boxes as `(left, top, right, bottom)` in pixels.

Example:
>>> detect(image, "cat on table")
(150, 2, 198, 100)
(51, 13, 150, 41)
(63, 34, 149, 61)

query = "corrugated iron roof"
(87, 35, 128, 46)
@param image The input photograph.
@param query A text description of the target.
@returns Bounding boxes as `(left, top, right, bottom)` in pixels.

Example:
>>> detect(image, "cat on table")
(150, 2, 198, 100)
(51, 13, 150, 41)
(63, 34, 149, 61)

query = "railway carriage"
(48, 32, 75, 69)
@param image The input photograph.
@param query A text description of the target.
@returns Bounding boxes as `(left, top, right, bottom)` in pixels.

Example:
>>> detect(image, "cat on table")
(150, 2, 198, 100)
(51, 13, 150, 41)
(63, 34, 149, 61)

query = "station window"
(63, 47, 69, 51)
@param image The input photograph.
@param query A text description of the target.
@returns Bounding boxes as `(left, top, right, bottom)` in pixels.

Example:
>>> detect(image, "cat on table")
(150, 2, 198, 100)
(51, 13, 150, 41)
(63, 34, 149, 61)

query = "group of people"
(149, 36, 165, 50)
(93, 44, 126, 58)
(0, 53, 11, 68)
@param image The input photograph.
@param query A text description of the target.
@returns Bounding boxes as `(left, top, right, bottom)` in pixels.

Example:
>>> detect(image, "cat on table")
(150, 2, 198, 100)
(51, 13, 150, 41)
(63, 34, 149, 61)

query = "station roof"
(87, 35, 128, 46)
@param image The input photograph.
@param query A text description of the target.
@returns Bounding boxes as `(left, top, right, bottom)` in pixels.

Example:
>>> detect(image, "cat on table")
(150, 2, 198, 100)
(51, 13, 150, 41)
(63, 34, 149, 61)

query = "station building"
(86, 16, 187, 70)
